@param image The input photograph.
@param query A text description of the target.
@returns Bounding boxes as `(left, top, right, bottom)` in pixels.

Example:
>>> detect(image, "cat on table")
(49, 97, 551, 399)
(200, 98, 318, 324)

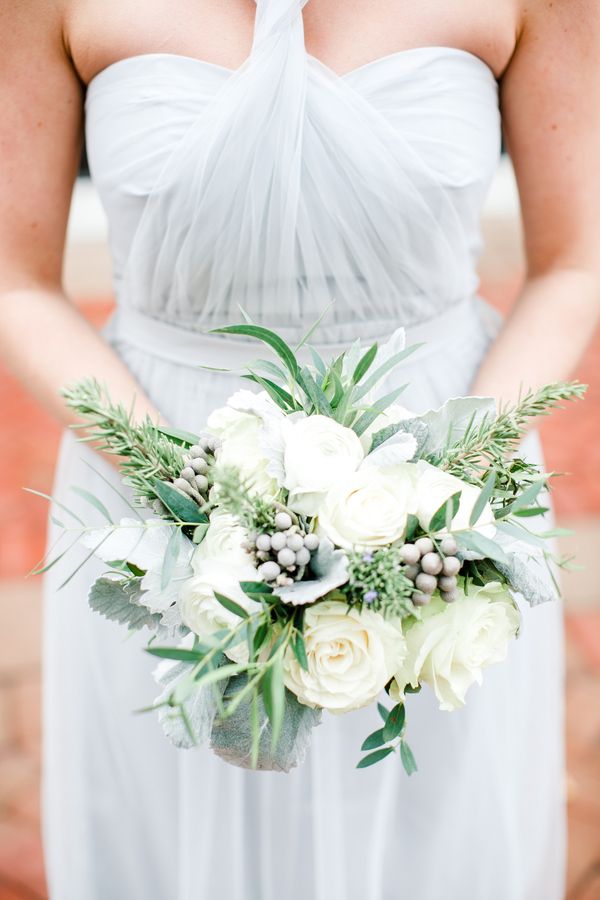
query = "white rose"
(283, 415, 365, 515)
(179, 560, 261, 662)
(359, 403, 416, 453)
(192, 510, 250, 572)
(391, 581, 520, 711)
(412, 460, 496, 537)
(317, 465, 417, 549)
(284, 600, 406, 712)
(207, 405, 278, 498)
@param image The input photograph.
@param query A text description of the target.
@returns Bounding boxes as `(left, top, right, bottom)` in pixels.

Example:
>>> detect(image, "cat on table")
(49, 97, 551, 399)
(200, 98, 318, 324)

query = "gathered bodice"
(84, 0, 501, 342)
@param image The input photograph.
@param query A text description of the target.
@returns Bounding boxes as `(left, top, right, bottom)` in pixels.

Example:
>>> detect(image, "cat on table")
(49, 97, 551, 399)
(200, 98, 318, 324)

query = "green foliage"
(209, 317, 422, 432)
(435, 382, 586, 493)
(356, 702, 415, 772)
(210, 466, 278, 533)
(62, 379, 187, 505)
(343, 547, 416, 618)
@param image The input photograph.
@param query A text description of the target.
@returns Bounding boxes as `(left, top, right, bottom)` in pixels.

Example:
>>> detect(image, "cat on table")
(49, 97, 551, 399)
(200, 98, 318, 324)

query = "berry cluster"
(399, 535, 463, 606)
(245, 511, 320, 587)
(173, 436, 220, 505)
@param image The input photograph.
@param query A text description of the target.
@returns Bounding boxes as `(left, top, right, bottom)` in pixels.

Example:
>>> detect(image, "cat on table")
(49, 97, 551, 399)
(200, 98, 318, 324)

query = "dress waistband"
(105, 296, 502, 370)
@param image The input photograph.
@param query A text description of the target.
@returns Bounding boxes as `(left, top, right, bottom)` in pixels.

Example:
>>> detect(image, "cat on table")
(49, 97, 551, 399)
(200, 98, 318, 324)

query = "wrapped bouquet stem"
(36, 320, 585, 773)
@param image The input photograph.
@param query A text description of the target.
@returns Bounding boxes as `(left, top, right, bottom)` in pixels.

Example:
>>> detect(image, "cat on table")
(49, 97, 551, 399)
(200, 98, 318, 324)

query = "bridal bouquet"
(40, 321, 585, 773)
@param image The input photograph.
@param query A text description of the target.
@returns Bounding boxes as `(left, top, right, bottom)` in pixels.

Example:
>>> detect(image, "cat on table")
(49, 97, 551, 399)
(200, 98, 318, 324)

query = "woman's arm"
(0, 1, 158, 429)
(470, 0, 600, 403)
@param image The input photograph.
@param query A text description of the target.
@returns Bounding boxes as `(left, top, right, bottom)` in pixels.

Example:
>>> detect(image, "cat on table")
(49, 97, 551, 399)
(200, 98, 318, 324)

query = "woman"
(2, 1, 599, 898)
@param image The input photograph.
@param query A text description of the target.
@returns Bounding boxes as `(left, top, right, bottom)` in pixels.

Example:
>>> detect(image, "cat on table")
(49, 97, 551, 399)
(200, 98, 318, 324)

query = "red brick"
(10, 681, 40, 759)
(6, 783, 40, 830)
(566, 676, 600, 762)
(567, 613, 600, 673)
(0, 821, 46, 898)
(0, 756, 37, 815)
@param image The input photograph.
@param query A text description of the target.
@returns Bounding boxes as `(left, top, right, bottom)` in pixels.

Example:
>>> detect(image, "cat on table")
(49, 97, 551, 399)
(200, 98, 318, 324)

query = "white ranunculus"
(192, 510, 250, 573)
(412, 460, 496, 537)
(207, 404, 279, 498)
(282, 415, 365, 516)
(82, 518, 193, 612)
(391, 581, 521, 711)
(283, 600, 406, 712)
(179, 560, 261, 663)
(317, 465, 418, 549)
(359, 403, 416, 453)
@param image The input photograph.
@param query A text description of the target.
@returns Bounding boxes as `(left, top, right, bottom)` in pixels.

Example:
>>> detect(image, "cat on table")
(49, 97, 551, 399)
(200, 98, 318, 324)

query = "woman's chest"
(66, 0, 518, 86)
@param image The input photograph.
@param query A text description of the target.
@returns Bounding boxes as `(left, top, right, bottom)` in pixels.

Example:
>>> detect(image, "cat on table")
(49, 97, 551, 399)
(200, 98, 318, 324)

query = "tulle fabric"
(85, 5, 500, 337)
(43, 0, 566, 896)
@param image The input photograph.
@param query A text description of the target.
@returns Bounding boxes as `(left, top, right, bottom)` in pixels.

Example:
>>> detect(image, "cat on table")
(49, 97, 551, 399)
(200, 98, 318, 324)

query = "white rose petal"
(317, 464, 418, 549)
(283, 415, 365, 516)
(283, 600, 406, 713)
(413, 460, 496, 537)
(391, 581, 520, 711)
(179, 560, 262, 663)
(192, 510, 250, 572)
(207, 405, 279, 498)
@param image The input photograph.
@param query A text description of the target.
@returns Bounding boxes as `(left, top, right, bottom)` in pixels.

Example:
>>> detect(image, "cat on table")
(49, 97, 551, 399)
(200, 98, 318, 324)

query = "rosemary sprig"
(436, 381, 586, 480)
(62, 379, 185, 504)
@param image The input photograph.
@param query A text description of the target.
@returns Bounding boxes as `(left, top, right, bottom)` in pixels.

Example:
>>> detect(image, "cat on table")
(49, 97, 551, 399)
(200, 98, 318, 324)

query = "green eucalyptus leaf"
(383, 703, 406, 742)
(504, 479, 547, 516)
(400, 740, 418, 776)
(297, 367, 334, 416)
(156, 424, 200, 446)
(455, 530, 510, 565)
(352, 385, 408, 437)
(377, 702, 390, 722)
(70, 487, 113, 524)
(213, 591, 251, 620)
(146, 646, 205, 662)
(309, 347, 328, 377)
(512, 506, 550, 518)
(361, 728, 387, 751)
(292, 631, 309, 672)
(469, 471, 497, 527)
(352, 344, 423, 401)
(210, 324, 299, 380)
(428, 491, 461, 533)
(153, 480, 209, 524)
(242, 372, 296, 411)
(404, 514, 419, 543)
(356, 746, 395, 769)
(240, 581, 273, 594)
(352, 343, 378, 385)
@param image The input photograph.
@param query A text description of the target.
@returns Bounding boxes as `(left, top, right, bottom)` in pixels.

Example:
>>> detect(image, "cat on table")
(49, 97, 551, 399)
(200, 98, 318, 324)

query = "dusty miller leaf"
(405, 397, 496, 456)
(88, 576, 161, 630)
(210, 674, 321, 772)
(493, 533, 560, 607)
(274, 538, 349, 606)
(153, 660, 226, 749)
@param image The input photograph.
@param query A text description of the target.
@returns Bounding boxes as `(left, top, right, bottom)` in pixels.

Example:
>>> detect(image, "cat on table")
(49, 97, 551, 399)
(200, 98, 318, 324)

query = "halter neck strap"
(252, 0, 309, 51)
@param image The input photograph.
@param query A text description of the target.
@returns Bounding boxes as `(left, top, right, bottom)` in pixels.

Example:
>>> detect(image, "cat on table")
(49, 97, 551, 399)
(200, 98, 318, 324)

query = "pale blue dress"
(43, 1, 567, 897)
